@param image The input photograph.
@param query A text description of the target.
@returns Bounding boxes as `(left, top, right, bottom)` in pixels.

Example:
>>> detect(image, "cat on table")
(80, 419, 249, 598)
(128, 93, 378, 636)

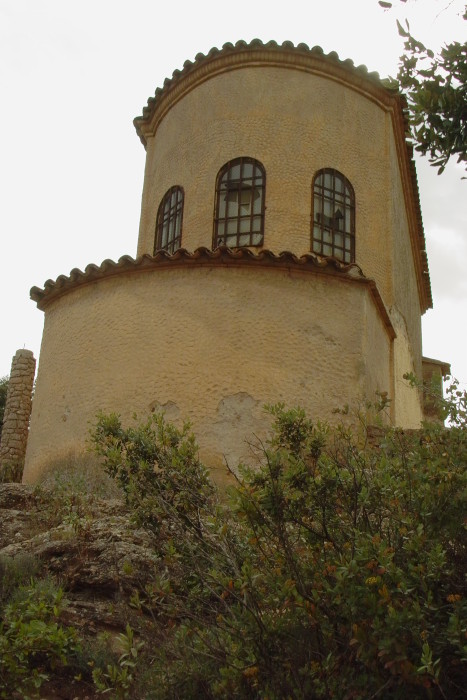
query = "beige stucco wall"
(138, 66, 394, 305)
(136, 61, 425, 425)
(23, 265, 393, 484)
(387, 130, 424, 426)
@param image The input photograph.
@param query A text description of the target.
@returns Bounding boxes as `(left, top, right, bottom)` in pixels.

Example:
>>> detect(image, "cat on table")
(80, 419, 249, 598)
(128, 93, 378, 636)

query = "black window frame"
(154, 185, 184, 255)
(213, 157, 265, 248)
(311, 169, 355, 263)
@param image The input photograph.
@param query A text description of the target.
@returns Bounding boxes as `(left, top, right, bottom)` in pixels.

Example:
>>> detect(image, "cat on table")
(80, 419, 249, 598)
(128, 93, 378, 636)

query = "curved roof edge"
(132, 39, 432, 313)
(133, 39, 395, 145)
(30, 246, 394, 338)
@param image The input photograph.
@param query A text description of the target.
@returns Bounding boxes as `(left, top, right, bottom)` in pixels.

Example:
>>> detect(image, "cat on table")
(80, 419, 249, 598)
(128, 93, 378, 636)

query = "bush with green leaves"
(91, 389, 467, 700)
(92, 623, 144, 699)
(395, 16, 466, 174)
(0, 578, 80, 699)
(0, 376, 8, 441)
(90, 411, 216, 538)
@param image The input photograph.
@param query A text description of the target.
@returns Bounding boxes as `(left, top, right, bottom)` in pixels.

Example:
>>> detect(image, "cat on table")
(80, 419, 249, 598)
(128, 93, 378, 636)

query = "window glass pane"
(239, 218, 251, 233)
(242, 162, 253, 178)
(324, 172, 332, 189)
(230, 164, 241, 180)
(251, 216, 262, 232)
(334, 208, 343, 229)
(251, 232, 262, 246)
(334, 232, 343, 247)
(252, 188, 261, 214)
(238, 233, 251, 246)
(218, 196, 226, 218)
(226, 191, 238, 217)
(161, 223, 168, 248)
(227, 220, 238, 235)
(323, 244, 332, 256)
(239, 188, 252, 214)
(314, 196, 322, 219)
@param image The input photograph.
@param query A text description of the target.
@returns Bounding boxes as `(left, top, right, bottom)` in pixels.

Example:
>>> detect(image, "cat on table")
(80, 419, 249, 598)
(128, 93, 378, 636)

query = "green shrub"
(0, 376, 8, 441)
(91, 390, 467, 700)
(0, 555, 40, 607)
(0, 579, 80, 699)
(90, 411, 215, 539)
(92, 624, 144, 699)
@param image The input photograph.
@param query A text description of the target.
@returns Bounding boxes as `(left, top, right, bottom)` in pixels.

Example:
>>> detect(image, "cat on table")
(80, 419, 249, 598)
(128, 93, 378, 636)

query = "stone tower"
(24, 40, 435, 484)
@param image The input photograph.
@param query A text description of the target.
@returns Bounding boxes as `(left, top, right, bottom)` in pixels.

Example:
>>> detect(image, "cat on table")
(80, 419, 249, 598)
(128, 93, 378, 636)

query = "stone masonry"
(0, 349, 36, 481)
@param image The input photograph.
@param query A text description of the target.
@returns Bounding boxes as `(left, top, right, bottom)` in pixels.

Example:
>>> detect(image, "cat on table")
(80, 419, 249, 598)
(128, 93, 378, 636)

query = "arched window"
(311, 169, 355, 263)
(214, 157, 265, 248)
(154, 186, 184, 254)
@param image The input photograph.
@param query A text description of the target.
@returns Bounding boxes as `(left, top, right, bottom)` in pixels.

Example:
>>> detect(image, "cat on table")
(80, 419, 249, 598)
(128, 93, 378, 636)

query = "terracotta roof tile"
(132, 39, 432, 312)
(30, 246, 395, 339)
(134, 39, 391, 140)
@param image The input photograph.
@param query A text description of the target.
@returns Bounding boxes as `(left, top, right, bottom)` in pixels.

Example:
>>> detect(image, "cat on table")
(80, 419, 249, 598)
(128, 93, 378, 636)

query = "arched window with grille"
(311, 169, 355, 263)
(154, 186, 184, 254)
(213, 157, 265, 248)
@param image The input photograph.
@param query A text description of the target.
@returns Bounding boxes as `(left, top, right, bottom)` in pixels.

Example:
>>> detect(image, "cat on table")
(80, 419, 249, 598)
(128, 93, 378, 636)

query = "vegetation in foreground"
(0, 376, 8, 442)
(1, 381, 466, 698)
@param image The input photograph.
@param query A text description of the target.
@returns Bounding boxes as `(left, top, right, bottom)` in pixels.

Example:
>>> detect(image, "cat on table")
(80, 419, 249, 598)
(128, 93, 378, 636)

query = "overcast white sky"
(0, 0, 465, 393)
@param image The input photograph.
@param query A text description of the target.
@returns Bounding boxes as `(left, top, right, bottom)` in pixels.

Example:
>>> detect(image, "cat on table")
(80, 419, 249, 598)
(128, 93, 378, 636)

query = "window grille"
(214, 157, 265, 248)
(155, 186, 184, 254)
(312, 169, 355, 263)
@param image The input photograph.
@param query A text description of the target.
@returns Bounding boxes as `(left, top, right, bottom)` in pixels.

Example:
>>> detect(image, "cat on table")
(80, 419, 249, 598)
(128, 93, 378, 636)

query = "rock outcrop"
(0, 482, 159, 699)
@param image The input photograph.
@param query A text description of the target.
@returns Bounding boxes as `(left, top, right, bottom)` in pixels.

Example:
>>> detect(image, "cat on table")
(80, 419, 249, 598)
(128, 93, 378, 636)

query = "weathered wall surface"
(23, 266, 392, 484)
(387, 130, 424, 427)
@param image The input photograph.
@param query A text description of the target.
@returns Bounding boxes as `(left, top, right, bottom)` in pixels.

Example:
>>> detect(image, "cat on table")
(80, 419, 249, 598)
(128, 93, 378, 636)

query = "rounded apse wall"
(23, 250, 393, 484)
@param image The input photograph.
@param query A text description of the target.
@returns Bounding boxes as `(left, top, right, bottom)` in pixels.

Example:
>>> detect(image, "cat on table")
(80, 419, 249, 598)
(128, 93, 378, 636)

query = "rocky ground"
(0, 482, 159, 699)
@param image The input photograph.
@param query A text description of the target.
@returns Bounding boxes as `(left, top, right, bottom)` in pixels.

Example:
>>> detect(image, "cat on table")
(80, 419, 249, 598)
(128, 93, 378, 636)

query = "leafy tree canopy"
(381, 1, 466, 174)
